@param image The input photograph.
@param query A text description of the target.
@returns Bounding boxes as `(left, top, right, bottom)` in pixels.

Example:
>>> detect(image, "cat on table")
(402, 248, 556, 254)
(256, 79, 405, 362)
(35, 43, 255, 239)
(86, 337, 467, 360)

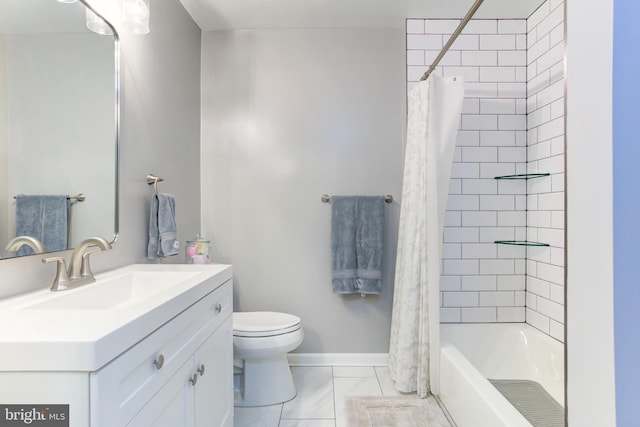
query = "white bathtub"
(439, 323, 564, 427)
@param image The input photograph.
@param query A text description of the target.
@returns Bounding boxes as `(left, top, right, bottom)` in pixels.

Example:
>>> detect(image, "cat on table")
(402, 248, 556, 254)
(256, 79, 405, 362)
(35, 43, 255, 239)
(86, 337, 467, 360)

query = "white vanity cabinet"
(0, 264, 234, 427)
(92, 279, 233, 427)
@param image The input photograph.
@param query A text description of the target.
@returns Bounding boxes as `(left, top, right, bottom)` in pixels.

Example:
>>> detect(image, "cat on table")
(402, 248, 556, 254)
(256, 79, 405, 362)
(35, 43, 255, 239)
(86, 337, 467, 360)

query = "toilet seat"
(233, 311, 301, 337)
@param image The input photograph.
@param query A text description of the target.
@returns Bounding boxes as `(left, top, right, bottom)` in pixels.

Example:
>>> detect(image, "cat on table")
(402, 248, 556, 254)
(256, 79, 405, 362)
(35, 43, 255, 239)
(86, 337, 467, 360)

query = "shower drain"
(489, 379, 564, 427)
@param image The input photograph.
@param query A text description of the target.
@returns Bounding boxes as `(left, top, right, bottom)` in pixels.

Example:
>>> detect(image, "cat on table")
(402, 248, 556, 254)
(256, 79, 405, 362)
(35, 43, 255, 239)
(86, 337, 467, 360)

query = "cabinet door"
(194, 316, 233, 427)
(127, 358, 196, 427)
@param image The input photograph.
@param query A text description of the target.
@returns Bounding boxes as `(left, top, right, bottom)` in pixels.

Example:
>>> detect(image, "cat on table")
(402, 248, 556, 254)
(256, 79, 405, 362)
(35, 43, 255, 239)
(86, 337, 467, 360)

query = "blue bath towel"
(14, 195, 69, 256)
(331, 196, 385, 295)
(147, 193, 180, 258)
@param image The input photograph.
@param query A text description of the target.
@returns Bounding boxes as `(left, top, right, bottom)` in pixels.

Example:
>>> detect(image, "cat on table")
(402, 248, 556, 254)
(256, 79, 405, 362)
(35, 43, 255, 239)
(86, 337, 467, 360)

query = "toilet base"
(234, 354, 296, 407)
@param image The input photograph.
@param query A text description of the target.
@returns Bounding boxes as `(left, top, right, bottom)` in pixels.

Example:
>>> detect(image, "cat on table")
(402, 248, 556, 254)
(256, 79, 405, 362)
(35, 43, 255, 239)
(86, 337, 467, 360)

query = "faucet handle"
(80, 248, 103, 279)
(42, 257, 71, 291)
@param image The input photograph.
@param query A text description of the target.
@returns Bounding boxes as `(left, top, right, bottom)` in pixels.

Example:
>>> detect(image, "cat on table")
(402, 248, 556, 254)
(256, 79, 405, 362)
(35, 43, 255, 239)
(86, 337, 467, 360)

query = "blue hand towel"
(14, 195, 69, 256)
(147, 193, 180, 258)
(331, 196, 385, 295)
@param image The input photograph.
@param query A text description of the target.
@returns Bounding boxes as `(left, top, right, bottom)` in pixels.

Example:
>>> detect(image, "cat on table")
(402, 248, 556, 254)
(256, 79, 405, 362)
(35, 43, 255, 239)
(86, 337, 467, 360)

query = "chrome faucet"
(6, 236, 46, 254)
(43, 236, 112, 291)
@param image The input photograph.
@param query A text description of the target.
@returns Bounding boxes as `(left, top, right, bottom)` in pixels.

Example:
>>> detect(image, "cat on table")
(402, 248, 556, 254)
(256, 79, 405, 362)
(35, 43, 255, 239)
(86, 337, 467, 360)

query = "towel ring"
(146, 174, 164, 194)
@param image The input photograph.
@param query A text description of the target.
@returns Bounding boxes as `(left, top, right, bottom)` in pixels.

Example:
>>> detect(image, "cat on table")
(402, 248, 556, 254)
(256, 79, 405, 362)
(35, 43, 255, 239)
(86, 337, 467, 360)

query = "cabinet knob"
(215, 303, 222, 313)
(154, 354, 165, 370)
(197, 364, 205, 376)
(190, 373, 198, 386)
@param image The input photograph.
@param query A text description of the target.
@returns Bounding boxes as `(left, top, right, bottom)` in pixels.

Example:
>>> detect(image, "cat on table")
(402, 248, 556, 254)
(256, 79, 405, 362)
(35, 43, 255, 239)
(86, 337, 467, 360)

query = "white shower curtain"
(388, 75, 465, 397)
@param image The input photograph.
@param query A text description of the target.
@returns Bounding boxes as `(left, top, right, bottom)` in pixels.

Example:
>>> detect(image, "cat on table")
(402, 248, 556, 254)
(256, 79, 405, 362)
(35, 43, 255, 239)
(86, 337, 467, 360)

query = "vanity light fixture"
(123, 0, 150, 35)
(86, 8, 114, 35)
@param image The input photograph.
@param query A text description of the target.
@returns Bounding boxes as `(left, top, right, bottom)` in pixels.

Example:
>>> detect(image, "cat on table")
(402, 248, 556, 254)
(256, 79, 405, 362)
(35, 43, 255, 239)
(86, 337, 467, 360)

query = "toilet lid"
(233, 311, 302, 337)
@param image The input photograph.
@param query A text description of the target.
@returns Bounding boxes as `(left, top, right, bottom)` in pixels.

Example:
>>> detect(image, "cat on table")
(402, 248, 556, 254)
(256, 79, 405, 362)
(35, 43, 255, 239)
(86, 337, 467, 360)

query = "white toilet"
(233, 311, 304, 407)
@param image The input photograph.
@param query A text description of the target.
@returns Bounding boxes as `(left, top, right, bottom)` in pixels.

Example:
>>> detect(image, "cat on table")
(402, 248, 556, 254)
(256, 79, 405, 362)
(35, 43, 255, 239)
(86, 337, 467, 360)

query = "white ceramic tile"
(425, 49, 461, 66)
(451, 162, 480, 179)
(497, 275, 525, 291)
(442, 243, 462, 260)
(281, 367, 335, 420)
(445, 211, 462, 227)
(498, 50, 526, 66)
(479, 163, 515, 178)
(441, 275, 461, 291)
(406, 34, 442, 50)
(536, 261, 564, 285)
(537, 6, 564, 39)
(497, 179, 526, 195)
(549, 319, 565, 343)
(425, 20, 460, 34)
(462, 50, 498, 66)
(479, 227, 515, 243)
(443, 259, 479, 275)
(536, 43, 563, 73)
(406, 19, 425, 34)
(461, 307, 497, 322)
(443, 291, 479, 307)
(537, 192, 564, 211)
(334, 378, 382, 427)
(498, 20, 527, 34)
(479, 259, 515, 275)
(480, 34, 516, 50)
(462, 211, 497, 227)
(234, 405, 282, 427)
(374, 366, 415, 397)
(536, 297, 564, 323)
(406, 50, 425, 66)
(461, 114, 498, 131)
(279, 421, 335, 427)
(462, 146, 498, 162)
(526, 308, 550, 334)
(497, 307, 526, 322)
(462, 243, 498, 259)
(527, 275, 550, 298)
(480, 99, 516, 115)
(480, 291, 515, 306)
(444, 227, 479, 243)
(462, 179, 498, 195)
(528, 34, 550, 64)
(332, 366, 376, 378)
(446, 195, 480, 211)
(479, 195, 515, 211)
(498, 82, 527, 98)
(497, 211, 526, 227)
(498, 146, 526, 162)
(462, 275, 497, 291)
(440, 307, 462, 323)
(449, 34, 480, 50)
(497, 243, 526, 259)
(442, 65, 480, 82)
(464, 82, 499, 98)
(461, 99, 481, 115)
(464, 20, 498, 34)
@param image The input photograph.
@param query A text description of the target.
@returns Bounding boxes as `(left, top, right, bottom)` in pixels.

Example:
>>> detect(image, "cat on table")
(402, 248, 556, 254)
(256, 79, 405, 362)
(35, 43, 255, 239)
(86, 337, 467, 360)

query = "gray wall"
(201, 29, 405, 353)
(0, 0, 202, 298)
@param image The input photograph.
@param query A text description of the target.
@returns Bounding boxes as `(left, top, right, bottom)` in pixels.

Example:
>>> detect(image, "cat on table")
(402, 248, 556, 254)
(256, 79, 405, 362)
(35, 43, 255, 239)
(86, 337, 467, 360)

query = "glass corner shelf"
(494, 240, 550, 247)
(494, 173, 550, 180)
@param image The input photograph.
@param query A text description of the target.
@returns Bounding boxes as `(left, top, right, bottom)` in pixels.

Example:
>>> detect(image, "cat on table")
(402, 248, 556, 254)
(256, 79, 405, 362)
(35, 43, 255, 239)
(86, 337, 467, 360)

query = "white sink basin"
(24, 271, 201, 310)
(0, 263, 233, 371)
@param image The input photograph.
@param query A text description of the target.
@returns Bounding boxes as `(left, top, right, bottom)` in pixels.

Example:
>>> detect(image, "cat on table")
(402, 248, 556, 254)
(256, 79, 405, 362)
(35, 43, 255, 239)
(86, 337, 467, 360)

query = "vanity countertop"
(0, 263, 232, 372)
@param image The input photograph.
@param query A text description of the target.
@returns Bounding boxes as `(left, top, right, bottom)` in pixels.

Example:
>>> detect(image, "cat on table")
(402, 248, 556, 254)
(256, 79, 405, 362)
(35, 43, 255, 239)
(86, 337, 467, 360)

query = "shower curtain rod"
(419, 0, 485, 81)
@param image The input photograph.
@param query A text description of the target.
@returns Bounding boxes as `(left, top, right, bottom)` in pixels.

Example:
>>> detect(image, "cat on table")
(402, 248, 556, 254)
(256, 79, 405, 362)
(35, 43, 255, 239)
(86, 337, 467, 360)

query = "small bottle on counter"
(185, 233, 211, 264)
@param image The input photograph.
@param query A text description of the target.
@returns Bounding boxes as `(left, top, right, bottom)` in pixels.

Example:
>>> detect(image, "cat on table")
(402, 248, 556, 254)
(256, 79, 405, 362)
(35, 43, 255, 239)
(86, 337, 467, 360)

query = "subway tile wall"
(406, 0, 565, 343)
(407, 18, 529, 325)
(526, 0, 565, 342)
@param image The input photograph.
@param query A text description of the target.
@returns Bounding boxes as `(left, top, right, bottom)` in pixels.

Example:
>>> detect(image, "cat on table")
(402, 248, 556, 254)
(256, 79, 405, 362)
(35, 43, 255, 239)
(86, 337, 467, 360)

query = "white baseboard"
(287, 353, 389, 366)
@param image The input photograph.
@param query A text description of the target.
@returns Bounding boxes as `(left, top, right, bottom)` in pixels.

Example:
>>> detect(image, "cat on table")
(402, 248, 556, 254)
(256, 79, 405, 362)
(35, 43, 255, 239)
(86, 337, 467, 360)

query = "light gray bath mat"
(489, 379, 564, 427)
(346, 396, 451, 427)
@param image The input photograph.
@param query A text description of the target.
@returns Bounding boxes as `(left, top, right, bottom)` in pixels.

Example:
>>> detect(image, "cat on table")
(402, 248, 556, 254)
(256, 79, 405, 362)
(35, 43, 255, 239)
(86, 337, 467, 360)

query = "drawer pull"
(197, 364, 206, 376)
(154, 354, 165, 370)
(190, 373, 198, 386)
(215, 303, 222, 313)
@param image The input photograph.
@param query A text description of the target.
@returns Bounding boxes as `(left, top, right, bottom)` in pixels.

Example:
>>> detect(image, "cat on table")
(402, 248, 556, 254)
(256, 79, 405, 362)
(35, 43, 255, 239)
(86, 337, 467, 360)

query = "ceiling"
(178, 0, 547, 31)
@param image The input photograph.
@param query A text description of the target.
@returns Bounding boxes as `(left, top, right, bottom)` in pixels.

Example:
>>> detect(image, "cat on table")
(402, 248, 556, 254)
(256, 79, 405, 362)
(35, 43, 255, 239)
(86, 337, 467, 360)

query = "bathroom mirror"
(0, 0, 118, 259)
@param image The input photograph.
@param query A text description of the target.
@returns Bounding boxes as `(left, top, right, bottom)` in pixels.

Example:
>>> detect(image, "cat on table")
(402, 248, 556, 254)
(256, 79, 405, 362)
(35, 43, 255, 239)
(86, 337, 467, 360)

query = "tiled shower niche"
(407, 0, 565, 342)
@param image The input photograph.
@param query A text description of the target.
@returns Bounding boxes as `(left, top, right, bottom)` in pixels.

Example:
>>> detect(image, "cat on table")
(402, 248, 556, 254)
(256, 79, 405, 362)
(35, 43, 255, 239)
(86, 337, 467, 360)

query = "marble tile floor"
(234, 365, 451, 427)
